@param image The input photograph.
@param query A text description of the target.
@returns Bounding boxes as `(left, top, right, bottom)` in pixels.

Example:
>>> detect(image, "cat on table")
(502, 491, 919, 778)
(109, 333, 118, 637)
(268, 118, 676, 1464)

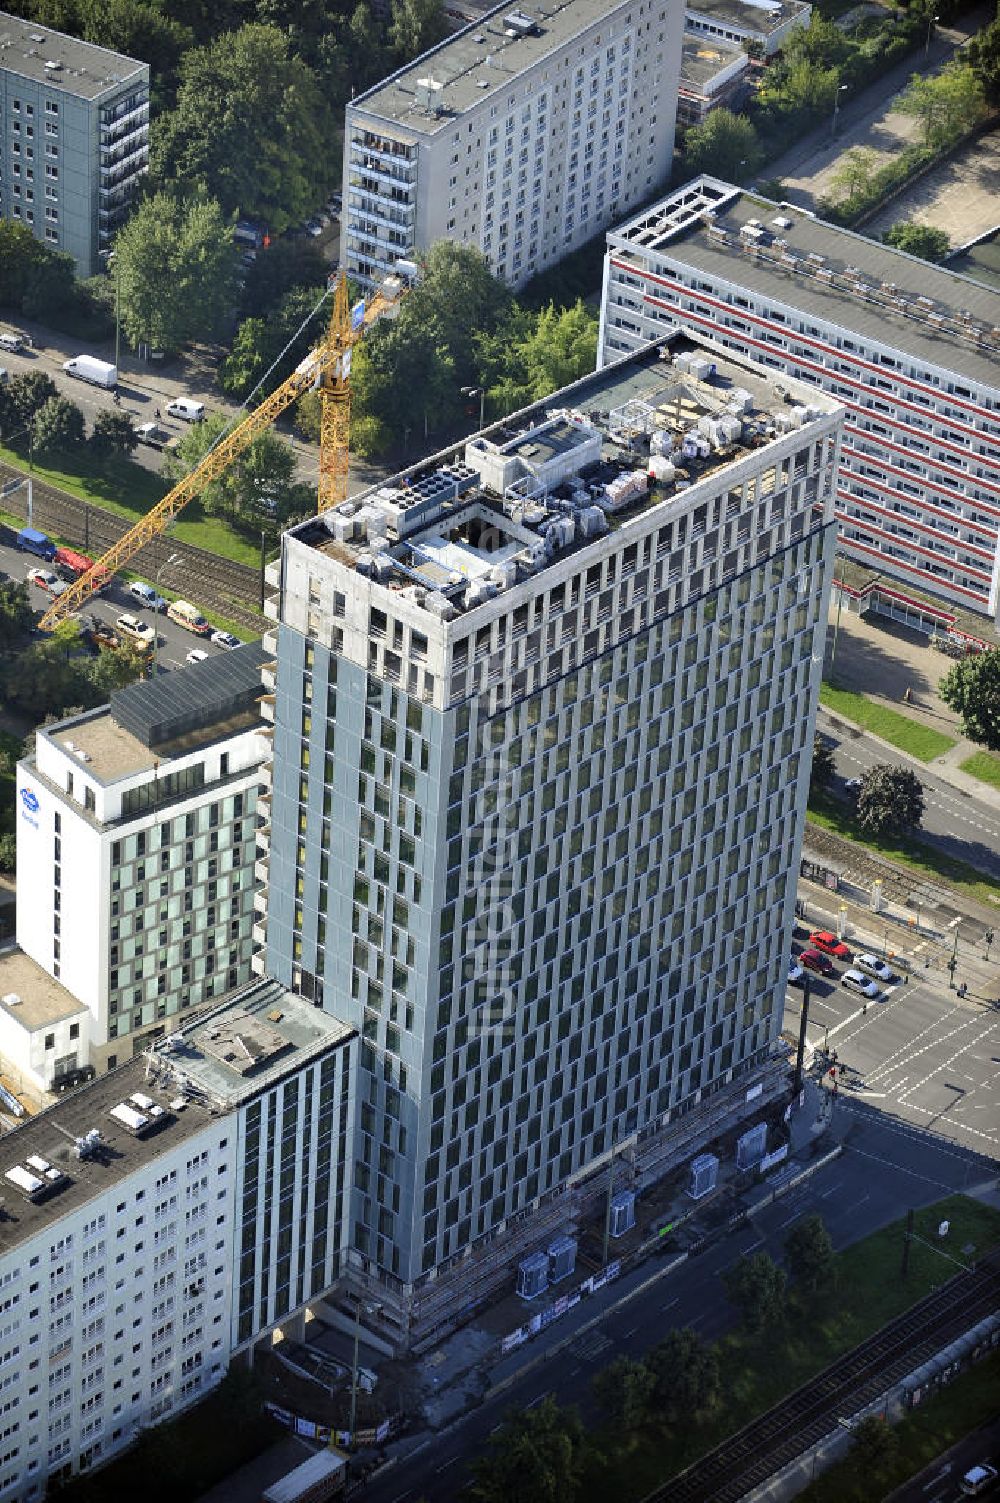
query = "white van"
(166, 398, 205, 423)
(0, 332, 27, 354)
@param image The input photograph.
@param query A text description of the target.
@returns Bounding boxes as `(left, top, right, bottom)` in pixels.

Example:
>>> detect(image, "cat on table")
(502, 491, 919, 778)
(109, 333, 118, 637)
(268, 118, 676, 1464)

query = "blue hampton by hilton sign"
(18, 786, 40, 827)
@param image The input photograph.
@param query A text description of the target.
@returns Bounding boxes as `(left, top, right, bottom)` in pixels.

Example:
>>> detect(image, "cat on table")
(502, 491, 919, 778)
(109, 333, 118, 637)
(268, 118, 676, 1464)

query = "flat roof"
(686, 0, 810, 36)
(45, 642, 267, 784)
(146, 979, 354, 1111)
(608, 177, 1000, 388)
(288, 332, 840, 620)
(351, 0, 618, 132)
(0, 981, 354, 1255)
(0, 10, 146, 99)
(948, 229, 1000, 295)
(681, 31, 746, 88)
(0, 949, 86, 1034)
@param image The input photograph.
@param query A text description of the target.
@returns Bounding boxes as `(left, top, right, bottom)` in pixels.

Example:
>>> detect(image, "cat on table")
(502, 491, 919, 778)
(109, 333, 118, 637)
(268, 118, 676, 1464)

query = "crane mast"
(39, 270, 405, 633)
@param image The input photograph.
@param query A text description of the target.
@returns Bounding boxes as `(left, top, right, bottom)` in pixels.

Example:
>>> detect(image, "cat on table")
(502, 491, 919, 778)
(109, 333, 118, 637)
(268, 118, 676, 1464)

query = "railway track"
(643, 1248, 1000, 1503)
(0, 460, 266, 634)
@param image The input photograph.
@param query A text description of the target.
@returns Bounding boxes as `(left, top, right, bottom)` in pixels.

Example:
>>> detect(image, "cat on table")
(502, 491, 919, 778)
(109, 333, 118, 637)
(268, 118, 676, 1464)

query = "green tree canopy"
(940, 648, 1000, 750)
(388, 0, 447, 65)
(406, 242, 514, 389)
(476, 302, 598, 415)
(6, 372, 59, 429)
(77, 0, 194, 108)
(592, 1356, 656, 1429)
(646, 1328, 721, 1426)
(883, 222, 951, 261)
(784, 1214, 836, 1290)
(855, 764, 925, 837)
(898, 63, 986, 149)
(221, 282, 327, 400)
(151, 24, 334, 233)
(164, 413, 299, 528)
(723, 1251, 787, 1332)
(810, 737, 836, 797)
(468, 1396, 585, 1503)
(852, 1414, 899, 1470)
(90, 409, 138, 457)
(828, 146, 879, 203)
(114, 191, 237, 352)
(240, 238, 329, 320)
(684, 109, 764, 181)
(0, 581, 34, 653)
(32, 395, 86, 453)
(350, 319, 456, 452)
(966, 13, 1000, 106)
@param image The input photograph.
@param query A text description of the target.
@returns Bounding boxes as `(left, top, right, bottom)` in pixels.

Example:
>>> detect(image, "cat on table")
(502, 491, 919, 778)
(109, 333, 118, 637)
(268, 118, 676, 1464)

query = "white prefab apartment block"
(0, 11, 149, 278)
(15, 647, 270, 1078)
(342, 0, 684, 289)
(260, 333, 843, 1347)
(684, 0, 811, 57)
(0, 982, 353, 1501)
(599, 177, 1000, 626)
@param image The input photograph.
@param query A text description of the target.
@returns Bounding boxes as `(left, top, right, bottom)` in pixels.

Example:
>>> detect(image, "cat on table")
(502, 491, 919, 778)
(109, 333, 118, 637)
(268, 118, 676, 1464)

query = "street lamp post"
(0, 424, 35, 527)
(460, 385, 486, 431)
(102, 251, 122, 377)
(925, 11, 939, 57)
(832, 83, 849, 137)
(347, 1297, 380, 1449)
(152, 552, 181, 677)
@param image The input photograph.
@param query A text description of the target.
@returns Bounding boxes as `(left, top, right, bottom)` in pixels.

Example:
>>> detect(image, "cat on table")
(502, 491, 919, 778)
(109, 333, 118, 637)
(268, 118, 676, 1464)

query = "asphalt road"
(361, 1112, 997, 1503)
(816, 708, 1000, 878)
(0, 533, 234, 674)
(889, 1421, 1000, 1503)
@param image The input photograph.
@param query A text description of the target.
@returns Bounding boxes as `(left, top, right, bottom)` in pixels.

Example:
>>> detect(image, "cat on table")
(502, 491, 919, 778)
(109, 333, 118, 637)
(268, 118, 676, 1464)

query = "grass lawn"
(959, 751, 1000, 790)
(797, 1348, 1000, 1503)
(820, 683, 956, 763)
(0, 442, 261, 568)
(806, 794, 1000, 908)
(580, 1197, 1000, 1503)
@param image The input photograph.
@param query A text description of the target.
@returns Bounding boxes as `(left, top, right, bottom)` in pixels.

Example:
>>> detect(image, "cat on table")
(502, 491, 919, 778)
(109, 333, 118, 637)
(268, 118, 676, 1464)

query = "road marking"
(390, 1493, 412, 1503)
(435, 1456, 458, 1472)
(525, 1390, 551, 1409)
(622, 1325, 639, 1338)
(778, 1210, 802, 1229)
(661, 1296, 679, 1314)
(742, 1239, 765, 1253)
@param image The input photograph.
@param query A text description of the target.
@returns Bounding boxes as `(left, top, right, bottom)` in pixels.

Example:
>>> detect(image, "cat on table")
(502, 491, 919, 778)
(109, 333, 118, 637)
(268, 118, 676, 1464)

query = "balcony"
(253, 885, 269, 913)
(263, 596, 279, 623)
(260, 694, 275, 724)
(262, 629, 277, 655)
(251, 952, 267, 977)
(261, 665, 276, 694)
(264, 560, 281, 589)
(252, 920, 267, 948)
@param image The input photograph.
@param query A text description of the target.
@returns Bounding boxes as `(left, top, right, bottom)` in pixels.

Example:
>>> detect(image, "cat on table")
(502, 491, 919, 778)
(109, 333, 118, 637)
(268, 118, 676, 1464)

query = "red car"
(809, 931, 851, 960)
(799, 948, 835, 977)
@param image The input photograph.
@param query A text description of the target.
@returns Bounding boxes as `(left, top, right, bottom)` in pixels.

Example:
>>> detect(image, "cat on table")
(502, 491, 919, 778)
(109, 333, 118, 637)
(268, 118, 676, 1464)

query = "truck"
(262, 1451, 346, 1503)
(62, 355, 118, 390)
(16, 527, 57, 561)
(136, 422, 176, 451)
(167, 599, 210, 636)
(54, 547, 111, 592)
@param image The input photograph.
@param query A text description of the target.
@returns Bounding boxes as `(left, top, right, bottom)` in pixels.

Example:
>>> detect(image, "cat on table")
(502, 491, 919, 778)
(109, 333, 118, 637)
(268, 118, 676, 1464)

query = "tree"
(90, 409, 138, 457)
(852, 1414, 899, 1470)
(405, 242, 514, 389)
(114, 191, 238, 352)
(86, 640, 149, 694)
(239, 237, 328, 320)
(468, 1396, 585, 1503)
(76, 0, 194, 109)
(32, 395, 86, 454)
(810, 737, 836, 797)
(784, 1214, 835, 1291)
(898, 63, 985, 149)
(646, 1328, 721, 1426)
(164, 413, 298, 527)
(966, 13, 1000, 107)
(684, 110, 763, 181)
(854, 764, 925, 838)
(0, 582, 34, 653)
(723, 1251, 787, 1332)
(592, 1356, 656, 1429)
(389, 0, 447, 64)
(151, 25, 334, 234)
(0, 833, 15, 876)
(883, 222, 951, 262)
(350, 319, 456, 453)
(828, 146, 879, 203)
(6, 372, 58, 428)
(222, 282, 327, 399)
(940, 647, 1000, 750)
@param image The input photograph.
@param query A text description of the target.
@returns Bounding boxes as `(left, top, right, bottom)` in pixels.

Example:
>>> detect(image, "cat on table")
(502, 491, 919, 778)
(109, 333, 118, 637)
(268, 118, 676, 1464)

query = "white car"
(841, 969, 880, 1000)
(115, 613, 155, 646)
(27, 567, 65, 594)
(961, 1464, 998, 1497)
(210, 630, 240, 650)
(186, 648, 209, 665)
(788, 961, 805, 987)
(128, 580, 167, 611)
(856, 953, 896, 984)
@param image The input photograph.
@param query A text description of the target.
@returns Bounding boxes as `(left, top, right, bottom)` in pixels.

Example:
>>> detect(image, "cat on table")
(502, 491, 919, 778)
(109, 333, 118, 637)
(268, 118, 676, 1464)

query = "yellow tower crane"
(39, 270, 406, 632)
